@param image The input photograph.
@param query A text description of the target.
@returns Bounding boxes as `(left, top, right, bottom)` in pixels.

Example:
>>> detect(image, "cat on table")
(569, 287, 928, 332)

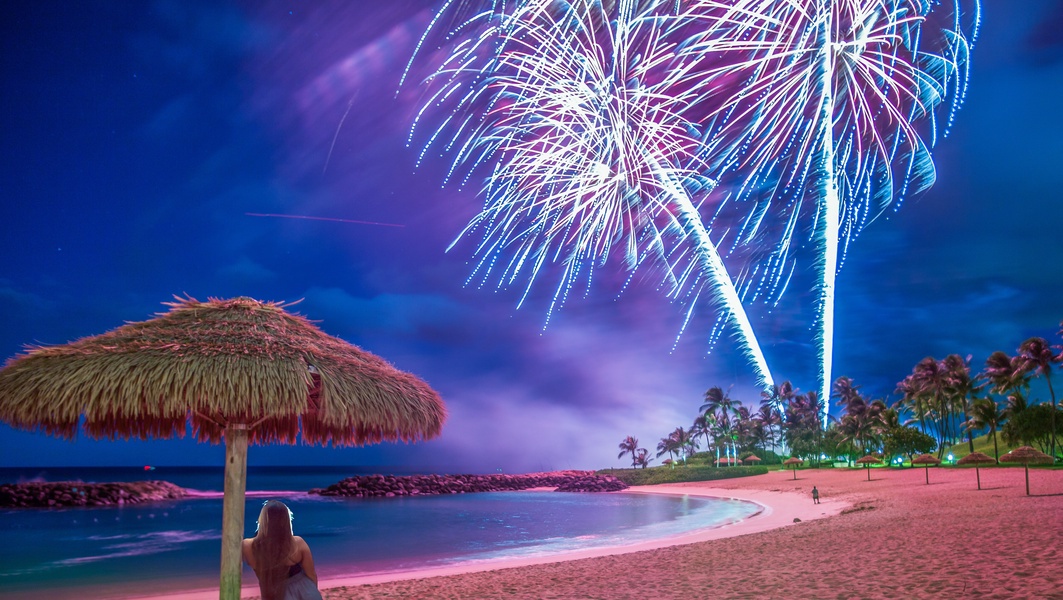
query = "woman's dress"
(284, 564, 323, 600)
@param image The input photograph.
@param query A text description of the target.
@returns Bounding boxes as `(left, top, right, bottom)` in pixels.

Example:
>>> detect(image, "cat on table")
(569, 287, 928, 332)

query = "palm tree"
(966, 398, 1005, 463)
(761, 381, 795, 422)
(753, 404, 781, 455)
(618, 436, 640, 469)
(634, 448, 652, 469)
(833, 376, 865, 465)
(896, 371, 931, 439)
(902, 356, 969, 458)
(701, 386, 736, 418)
(1015, 337, 1060, 458)
(674, 426, 698, 460)
(982, 351, 1030, 403)
(702, 387, 743, 464)
(943, 354, 981, 453)
(876, 405, 902, 433)
(783, 391, 826, 466)
(833, 376, 862, 415)
(691, 413, 714, 455)
(656, 435, 678, 463)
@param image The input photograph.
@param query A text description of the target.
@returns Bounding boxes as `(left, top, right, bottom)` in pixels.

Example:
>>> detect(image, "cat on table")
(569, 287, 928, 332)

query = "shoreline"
(318, 465, 1063, 600)
(144, 478, 846, 600)
(315, 483, 846, 588)
(138, 465, 1063, 599)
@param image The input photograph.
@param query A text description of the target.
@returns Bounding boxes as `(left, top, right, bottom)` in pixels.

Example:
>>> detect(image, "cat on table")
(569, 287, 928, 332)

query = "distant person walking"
(811, 486, 820, 504)
(243, 500, 323, 600)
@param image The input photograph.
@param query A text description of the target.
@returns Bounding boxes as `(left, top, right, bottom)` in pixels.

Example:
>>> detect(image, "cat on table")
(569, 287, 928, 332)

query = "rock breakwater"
(311, 471, 628, 498)
(0, 480, 187, 508)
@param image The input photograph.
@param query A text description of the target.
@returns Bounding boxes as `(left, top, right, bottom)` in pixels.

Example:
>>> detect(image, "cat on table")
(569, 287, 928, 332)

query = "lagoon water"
(0, 467, 759, 599)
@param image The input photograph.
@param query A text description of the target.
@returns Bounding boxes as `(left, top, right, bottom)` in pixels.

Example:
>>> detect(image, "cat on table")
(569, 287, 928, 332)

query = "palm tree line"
(620, 322, 1062, 468)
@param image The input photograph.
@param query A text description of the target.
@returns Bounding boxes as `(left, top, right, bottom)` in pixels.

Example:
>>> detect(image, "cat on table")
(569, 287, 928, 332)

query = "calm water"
(0, 467, 759, 599)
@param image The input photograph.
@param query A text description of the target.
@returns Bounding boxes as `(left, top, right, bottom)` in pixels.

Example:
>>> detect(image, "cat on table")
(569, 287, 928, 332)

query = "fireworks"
(673, 0, 979, 414)
(408, 0, 775, 388)
(406, 0, 979, 403)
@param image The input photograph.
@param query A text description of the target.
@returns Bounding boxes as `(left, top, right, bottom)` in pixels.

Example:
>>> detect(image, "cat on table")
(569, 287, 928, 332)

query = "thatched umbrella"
(855, 455, 882, 481)
(1000, 446, 1054, 496)
(744, 454, 762, 465)
(957, 452, 996, 490)
(911, 453, 941, 485)
(0, 297, 446, 599)
(783, 456, 803, 480)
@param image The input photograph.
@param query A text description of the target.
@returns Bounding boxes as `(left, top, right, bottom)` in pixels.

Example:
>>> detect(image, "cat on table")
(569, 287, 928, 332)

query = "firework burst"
(409, 0, 776, 388)
(673, 0, 979, 412)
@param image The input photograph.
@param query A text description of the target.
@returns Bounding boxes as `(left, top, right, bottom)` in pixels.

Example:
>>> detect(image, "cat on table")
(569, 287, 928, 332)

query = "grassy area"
(941, 432, 1013, 461)
(598, 465, 768, 486)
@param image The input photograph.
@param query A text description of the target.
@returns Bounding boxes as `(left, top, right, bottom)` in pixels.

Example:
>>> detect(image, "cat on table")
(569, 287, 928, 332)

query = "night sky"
(2, 1, 1061, 473)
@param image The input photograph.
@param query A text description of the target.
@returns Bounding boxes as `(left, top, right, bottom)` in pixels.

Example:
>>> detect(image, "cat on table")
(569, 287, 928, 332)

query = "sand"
(152, 465, 1062, 600)
(314, 465, 1063, 600)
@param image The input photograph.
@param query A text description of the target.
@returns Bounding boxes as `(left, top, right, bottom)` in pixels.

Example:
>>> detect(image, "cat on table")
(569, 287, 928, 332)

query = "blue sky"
(1, 0, 1060, 473)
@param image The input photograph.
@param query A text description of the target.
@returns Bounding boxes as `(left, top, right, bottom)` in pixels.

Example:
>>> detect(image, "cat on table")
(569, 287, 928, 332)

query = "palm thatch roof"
(743, 455, 762, 463)
(783, 457, 804, 466)
(0, 296, 446, 446)
(855, 455, 882, 465)
(999, 446, 1054, 465)
(911, 454, 941, 466)
(957, 452, 996, 466)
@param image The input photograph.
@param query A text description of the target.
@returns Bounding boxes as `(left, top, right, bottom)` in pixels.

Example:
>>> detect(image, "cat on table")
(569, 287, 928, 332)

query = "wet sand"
(151, 465, 1062, 599)
(316, 465, 1063, 600)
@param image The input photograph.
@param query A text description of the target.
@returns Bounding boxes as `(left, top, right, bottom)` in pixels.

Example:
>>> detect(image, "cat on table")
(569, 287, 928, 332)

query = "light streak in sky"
(245, 213, 406, 227)
(672, 0, 979, 417)
(405, 0, 978, 402)
(407, 0, 775, 389)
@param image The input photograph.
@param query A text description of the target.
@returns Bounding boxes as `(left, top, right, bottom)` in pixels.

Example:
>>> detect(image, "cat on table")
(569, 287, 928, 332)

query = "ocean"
(0, 467, 759, 599)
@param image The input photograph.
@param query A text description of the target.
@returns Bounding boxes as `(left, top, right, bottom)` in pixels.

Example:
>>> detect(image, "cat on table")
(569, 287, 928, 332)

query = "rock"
(0, 481, 187, 509)
(311, 471, 629, 499)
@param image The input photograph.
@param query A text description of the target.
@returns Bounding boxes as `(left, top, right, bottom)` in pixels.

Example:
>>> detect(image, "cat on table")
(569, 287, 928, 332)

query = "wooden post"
(220, 425, 249, 600)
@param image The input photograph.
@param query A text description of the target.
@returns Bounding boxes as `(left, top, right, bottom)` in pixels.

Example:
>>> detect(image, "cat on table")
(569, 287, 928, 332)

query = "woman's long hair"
(251, 500, 295, 600)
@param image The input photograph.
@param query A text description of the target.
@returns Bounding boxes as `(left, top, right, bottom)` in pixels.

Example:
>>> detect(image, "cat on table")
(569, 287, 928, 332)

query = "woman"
(242, 500, 323, 600)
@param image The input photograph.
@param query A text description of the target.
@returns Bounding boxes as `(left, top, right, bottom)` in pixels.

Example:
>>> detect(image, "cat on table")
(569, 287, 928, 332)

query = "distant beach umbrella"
(716, 457, 744, 466)
(0, 296, 446, 600)
(999, 446, 1054, 496)
(855, 455, 882, 481)
(744, 455, 762, 464)
(783, 457, 804, 480)
(911, 454, 942, 485)
(957, 452, 996, 490)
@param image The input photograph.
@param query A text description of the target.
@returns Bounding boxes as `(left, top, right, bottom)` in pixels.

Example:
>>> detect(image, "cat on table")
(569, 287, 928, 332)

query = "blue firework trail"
(406, 0, 776, 389)
(672, 0, 979, 416)
(403, 0, 979, 404)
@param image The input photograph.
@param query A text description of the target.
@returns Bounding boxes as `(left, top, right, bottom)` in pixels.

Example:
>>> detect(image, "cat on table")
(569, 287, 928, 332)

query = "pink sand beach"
(154, 465, 1063, 600)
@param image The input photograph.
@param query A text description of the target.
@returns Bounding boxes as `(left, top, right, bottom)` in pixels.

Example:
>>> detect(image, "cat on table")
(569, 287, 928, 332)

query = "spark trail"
(674, 0, 979, 417)
(245, 213, 405, 227)
(408, 0, 776, 388)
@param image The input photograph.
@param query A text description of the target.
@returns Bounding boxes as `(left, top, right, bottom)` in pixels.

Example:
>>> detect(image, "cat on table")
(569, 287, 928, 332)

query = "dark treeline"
(621, 320, 1062, 468)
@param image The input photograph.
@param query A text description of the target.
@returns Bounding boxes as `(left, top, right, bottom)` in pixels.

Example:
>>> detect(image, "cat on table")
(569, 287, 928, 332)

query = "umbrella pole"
(220, 425, 249, 600)
(793, 466, 797, 480)
(976, 467, 981, 490)
(925, 466, 929, 485)
(1024, 464, 1030, 496)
